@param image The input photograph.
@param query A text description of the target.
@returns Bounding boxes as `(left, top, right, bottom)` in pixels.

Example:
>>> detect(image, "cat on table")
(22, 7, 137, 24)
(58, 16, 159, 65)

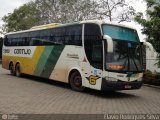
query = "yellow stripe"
(2, 46, 45, 75)
(31, 46, 45, 73)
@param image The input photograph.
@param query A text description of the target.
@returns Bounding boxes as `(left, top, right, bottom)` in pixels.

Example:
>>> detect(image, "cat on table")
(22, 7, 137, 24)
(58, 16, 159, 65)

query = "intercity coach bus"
(2, 20, 144, 91)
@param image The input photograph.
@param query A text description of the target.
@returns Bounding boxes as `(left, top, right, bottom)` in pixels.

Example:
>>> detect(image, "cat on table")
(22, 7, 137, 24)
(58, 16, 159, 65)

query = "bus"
(2, 20, 144, 91)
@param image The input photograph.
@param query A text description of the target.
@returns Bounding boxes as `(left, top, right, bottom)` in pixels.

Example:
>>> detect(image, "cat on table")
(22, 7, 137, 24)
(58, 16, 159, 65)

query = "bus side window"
(52, 28, 65, 45)
(39, 29, 51, 45)
(29, 31, 41, 46)
(20, 32, 30, 46)
(24, 37, 29, 46)
(8, 38, 12, 46)
(65, 25, 82, 46)
(84, 24, 102, 69)
(4, 36, 8, 46)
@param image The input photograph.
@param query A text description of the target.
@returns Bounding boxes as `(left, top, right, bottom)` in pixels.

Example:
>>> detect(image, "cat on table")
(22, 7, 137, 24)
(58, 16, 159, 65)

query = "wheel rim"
(10, 65, 14, 74)
(73, 76, 82, 88)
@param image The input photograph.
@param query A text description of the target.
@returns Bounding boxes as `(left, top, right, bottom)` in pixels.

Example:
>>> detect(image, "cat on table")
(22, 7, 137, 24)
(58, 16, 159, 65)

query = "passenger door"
(83, 24, 103, 90)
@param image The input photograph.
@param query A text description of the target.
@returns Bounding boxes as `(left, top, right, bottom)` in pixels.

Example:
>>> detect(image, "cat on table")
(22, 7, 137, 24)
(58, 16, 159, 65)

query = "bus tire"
(15, 63, 21, 77)
(69, 71, 85, 92)
(9, 62, 15, 75)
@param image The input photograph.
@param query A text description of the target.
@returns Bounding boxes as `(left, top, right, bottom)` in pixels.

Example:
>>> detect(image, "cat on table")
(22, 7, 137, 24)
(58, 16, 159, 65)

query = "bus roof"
(82, 20, 136, 30)
(6, 20, 137, 36)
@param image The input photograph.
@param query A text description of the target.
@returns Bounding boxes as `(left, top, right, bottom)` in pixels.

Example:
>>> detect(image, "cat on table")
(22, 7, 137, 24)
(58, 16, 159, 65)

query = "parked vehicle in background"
(143, 42, 160, 85)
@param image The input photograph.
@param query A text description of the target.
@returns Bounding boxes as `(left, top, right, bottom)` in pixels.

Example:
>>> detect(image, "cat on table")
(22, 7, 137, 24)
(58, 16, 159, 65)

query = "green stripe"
(34, 46, 54, 76)
(40, 45, 65, 78)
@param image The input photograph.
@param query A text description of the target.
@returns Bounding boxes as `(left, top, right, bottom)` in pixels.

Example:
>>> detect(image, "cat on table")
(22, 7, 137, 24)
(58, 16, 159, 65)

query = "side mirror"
(103, 35, 113, 53)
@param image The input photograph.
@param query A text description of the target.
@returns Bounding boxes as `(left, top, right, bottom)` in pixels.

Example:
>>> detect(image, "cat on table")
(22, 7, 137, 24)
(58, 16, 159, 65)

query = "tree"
(35, 0, 98, 23)
(2, 0, 139, 33)
(135, 0, 160, 66)
(97, 0, 136, 23)
(2, 2, 41, 32)
(2, 0, 138, 32)
(2, 0, 98, 32)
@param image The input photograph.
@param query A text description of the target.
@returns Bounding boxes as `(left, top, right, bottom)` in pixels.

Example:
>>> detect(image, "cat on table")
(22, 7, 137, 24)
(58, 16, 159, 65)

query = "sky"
(121, 0, 147, 41)
(0, 0, 30, 26)
(0, 0, 147, 40)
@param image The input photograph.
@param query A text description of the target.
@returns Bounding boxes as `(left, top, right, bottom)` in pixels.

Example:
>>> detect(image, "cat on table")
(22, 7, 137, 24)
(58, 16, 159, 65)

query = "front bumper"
(101, 78, 143, 91)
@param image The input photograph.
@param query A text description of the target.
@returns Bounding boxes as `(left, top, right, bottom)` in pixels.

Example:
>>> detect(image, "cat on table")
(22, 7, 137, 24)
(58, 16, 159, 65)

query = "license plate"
(125, 85, 131, 89)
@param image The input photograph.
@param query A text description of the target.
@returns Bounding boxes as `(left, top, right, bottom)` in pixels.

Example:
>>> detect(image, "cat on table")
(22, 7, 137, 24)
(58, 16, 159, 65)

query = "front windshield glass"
(102, 24, 140, 42)
(102, 24, 142, 72)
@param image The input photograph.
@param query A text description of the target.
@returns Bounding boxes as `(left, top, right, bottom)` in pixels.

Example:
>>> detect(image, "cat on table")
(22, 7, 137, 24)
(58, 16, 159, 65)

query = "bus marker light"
(83, 57, 87, 62)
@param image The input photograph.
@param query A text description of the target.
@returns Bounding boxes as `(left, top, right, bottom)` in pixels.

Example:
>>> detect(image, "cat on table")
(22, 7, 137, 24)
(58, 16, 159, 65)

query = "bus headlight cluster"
(137, 77, 142, 81)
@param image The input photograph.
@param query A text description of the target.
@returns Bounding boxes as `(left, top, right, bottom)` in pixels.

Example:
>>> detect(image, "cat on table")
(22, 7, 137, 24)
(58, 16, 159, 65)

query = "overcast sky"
(0, 0, 31, 25)
(0, 0, 147, 40)
(121, 0, 147, 41)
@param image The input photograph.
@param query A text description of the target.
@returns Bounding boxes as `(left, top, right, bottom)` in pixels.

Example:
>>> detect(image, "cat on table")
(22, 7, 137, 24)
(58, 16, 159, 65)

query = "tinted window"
(102, 24, 140, 42)
(84, 24, 101, 41)
(84, 24, 102, 69)
(4, 24, 82, 46)
(106, 40, 142, 72)
(29, 31, 40, 38)
(4, 36, 9, 46)
(65, 25, 82, 46)
(52, 28, 65, 44)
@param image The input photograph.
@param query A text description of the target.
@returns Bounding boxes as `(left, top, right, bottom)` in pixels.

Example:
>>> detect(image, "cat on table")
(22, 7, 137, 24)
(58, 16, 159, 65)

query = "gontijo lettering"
(14, 49, 31, 55)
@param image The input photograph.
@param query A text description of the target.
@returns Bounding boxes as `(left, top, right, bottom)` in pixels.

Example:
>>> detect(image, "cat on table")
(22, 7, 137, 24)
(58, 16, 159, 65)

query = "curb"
(143, 84, 160, 89)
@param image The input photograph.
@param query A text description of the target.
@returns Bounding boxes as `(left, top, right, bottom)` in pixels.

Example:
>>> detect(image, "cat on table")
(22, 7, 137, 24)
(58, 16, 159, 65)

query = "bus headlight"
(137, 77, 142, 81)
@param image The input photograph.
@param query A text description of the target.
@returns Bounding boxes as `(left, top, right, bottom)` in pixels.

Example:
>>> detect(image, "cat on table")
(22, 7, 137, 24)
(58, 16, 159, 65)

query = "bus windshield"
(102, 24, 140, 42)
(102, 24, 142, 72)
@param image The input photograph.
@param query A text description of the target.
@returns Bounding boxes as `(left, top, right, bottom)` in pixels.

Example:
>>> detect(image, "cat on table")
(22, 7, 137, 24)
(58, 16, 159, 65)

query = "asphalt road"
(0, 65, 160, 115)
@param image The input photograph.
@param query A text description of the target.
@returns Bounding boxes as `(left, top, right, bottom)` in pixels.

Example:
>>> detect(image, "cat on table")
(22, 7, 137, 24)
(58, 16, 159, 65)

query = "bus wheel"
(69, 71, 85, 92)
(15, 63, 21, 77)
(9, 63, 15, 75)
